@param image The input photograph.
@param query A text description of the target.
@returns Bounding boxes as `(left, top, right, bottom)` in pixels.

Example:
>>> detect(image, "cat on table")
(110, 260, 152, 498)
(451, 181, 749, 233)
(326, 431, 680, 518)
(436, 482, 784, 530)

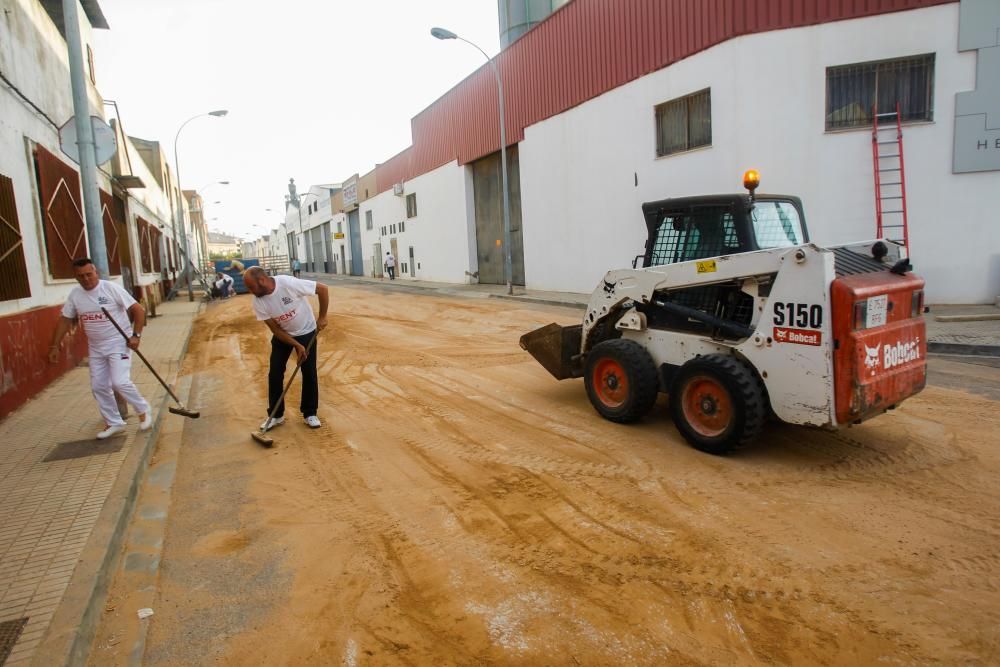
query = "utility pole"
(62, 0, 108, 276)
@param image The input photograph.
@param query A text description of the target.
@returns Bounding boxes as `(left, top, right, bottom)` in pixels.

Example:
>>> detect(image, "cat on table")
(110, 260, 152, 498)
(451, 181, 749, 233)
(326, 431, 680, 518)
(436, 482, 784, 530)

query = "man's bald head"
(242, 266, 274, 296)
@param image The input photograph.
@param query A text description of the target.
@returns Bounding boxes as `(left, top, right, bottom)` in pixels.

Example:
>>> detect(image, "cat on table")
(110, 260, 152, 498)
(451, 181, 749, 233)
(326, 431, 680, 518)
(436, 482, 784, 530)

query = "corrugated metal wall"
(0, 173, 31, 302)
(376, 0, 954, 194)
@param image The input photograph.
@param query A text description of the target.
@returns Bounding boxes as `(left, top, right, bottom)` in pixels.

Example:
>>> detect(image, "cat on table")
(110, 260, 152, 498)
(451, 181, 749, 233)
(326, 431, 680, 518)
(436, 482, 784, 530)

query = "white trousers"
(90, 351, 150, 427)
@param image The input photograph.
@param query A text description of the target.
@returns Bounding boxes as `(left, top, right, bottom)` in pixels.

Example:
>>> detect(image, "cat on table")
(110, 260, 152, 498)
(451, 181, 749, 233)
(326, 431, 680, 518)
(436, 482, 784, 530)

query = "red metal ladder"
(871, 103, 909, 249)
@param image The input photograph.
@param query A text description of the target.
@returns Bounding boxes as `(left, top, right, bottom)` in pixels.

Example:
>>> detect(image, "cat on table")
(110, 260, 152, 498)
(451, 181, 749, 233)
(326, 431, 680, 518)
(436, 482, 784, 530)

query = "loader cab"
(640, 194, 809, 269)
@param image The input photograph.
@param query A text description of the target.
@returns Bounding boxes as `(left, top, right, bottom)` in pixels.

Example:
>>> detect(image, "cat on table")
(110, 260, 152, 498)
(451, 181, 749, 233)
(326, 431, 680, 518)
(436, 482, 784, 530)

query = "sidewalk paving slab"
(0, 299, 201, 666)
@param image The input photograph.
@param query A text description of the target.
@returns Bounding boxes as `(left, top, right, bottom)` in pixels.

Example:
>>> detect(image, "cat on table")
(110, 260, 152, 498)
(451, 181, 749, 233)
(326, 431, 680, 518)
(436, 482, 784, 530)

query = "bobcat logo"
(864, 343, 882, 375)
(281, 296, 293, 305)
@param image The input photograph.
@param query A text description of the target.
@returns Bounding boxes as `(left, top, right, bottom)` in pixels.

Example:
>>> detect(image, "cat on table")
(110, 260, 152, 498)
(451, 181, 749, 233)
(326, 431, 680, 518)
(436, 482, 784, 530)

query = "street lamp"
(432, 26, 513, 294)
(173, 109, 228, 301)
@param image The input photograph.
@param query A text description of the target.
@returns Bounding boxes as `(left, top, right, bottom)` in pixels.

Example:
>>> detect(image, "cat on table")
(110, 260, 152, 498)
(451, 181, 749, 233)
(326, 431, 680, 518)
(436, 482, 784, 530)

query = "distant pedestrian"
(215, 272, 234, 298)
(243, 266, 329, 430)
(48, 258, 152, 439)
(292, 258, 301, 278)
(384, 251, 396, 280)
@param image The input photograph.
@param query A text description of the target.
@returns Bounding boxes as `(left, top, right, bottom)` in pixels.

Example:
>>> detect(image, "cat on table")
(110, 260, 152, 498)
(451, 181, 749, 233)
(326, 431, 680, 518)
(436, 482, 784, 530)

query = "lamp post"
(173, 110, 228, 301)
(432, 26, 513, 295)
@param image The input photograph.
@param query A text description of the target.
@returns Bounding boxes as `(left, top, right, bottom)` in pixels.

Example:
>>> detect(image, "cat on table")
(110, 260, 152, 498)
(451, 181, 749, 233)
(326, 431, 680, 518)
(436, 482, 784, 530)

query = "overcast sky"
(92, 0, 501, 240)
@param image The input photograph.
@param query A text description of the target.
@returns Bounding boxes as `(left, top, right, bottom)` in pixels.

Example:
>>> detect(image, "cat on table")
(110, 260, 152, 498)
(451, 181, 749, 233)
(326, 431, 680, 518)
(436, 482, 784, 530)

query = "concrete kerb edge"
(32, 302, 203, 667)
(927, 341, 1000, 357)
(488, 293, 587, 310)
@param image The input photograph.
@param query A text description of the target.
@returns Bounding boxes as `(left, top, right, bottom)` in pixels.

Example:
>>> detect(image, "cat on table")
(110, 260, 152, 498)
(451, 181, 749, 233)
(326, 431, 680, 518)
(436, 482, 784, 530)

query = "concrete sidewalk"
(0, 299, 201, 666)
(306, 271, 1000, 354)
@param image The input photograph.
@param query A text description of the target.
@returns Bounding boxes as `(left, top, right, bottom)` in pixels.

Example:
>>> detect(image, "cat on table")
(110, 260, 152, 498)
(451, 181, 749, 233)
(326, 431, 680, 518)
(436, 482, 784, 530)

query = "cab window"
(650, 208, 740, 266)
(751, 201, 804, 248)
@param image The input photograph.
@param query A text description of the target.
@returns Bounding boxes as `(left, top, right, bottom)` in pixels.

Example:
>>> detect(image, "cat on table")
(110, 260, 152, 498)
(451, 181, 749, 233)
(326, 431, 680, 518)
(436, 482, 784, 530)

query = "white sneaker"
(97, 424, 126, 440)
(260, 416, 285, 431)
(304, 416, 321, 429)
(139, 413, 152, 431)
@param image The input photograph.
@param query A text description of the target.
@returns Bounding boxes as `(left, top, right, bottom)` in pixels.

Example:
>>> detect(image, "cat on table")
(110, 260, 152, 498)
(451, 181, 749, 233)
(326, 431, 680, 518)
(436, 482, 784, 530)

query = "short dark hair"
(72, 257, 94, 268)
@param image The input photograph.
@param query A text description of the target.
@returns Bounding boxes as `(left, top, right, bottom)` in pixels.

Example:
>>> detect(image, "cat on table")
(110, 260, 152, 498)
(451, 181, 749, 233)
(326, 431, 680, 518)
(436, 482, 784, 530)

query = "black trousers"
(268, 330, 318, 418)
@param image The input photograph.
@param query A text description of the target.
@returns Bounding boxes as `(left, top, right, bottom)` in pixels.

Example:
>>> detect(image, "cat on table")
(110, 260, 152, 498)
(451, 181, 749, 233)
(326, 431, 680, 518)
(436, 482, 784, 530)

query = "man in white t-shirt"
(48, 258, 153, 439)
(243, 266, 329, 430)
(384, 251, 396, 280)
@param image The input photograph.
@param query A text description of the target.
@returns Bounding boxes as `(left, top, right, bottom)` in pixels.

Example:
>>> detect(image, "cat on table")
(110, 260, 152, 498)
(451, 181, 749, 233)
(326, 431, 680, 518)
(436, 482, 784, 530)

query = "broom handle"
(263, 332, 318, 426)
(100, 307, 182, 404)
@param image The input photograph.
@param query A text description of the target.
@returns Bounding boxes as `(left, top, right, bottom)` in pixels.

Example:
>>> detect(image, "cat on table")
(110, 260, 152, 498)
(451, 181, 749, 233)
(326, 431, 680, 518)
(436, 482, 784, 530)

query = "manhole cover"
(43, 437, 125, 462)
(0, 617, 28, 664)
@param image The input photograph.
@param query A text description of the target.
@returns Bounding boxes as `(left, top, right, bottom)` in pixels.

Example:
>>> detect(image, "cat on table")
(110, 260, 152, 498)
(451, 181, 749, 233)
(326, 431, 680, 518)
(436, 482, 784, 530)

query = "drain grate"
(43, 437, 125, 462)
(0, 617, 28, 664)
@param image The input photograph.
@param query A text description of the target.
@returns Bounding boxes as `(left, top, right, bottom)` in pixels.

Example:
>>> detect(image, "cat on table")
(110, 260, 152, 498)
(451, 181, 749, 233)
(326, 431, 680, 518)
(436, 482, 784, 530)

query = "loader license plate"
(866, 295, 888, 329)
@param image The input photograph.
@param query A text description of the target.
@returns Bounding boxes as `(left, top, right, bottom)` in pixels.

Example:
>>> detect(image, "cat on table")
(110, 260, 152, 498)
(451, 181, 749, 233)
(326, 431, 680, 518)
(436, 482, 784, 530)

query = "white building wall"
(0, 0, 112, 316)
(362, 161, 476, 283)
(114, 134, 176, 288)
(519, 3, 996, 303)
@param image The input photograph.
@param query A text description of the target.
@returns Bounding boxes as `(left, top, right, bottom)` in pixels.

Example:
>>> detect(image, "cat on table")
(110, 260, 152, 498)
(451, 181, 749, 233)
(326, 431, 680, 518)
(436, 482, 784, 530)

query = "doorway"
(348, 210, 363, 276)
(471, 144, 524, 285)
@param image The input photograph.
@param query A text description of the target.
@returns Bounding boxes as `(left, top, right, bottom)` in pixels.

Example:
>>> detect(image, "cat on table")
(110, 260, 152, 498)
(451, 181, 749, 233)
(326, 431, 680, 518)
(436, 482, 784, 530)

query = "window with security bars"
(825, 54, 934, 130)
(0, 173, 31, 301)
(649, 209, 740, 267)
(655, 89, 711, 157)
(406, 193, 417, 218)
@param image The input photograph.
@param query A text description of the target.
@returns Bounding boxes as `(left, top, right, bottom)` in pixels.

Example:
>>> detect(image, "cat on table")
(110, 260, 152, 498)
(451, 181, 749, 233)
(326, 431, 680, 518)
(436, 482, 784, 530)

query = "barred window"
(751, 201, 805, 248)
(406, 193, 417, 218)
(655, 89, 711, 157)
(826, 54, 934, 130)
(0, 173, 31, 301)
(650, 208, 739, 266)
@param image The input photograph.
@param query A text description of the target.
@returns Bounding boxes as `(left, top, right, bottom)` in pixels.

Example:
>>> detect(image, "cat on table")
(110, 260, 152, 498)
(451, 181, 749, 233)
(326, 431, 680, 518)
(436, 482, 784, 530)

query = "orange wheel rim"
(592, 358, 629, 408)
(681, 375, 733, 438)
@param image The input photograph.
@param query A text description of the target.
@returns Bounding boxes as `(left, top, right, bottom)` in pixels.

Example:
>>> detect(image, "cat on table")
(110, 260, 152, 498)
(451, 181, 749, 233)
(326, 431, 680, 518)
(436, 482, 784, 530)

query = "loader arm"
(580, 245, 807, 355)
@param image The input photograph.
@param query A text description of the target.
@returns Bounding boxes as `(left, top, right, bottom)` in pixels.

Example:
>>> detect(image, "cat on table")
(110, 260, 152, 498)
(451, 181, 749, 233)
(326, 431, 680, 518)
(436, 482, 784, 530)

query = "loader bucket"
(519, 323, 583, 380)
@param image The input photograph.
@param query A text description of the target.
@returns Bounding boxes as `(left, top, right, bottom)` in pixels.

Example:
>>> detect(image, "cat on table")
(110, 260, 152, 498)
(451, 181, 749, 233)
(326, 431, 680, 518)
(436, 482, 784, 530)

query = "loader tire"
(670, 354, 765, 455)
(584, 339, 659, 423)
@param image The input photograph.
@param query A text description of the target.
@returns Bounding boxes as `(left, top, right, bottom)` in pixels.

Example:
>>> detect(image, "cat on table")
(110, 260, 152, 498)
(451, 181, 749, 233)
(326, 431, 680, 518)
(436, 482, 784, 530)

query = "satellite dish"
(59, 115, 118, 166)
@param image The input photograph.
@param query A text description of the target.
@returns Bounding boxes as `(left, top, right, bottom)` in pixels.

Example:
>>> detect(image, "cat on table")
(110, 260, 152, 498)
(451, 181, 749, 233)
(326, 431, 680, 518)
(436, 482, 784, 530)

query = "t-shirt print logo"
(281, 296, 293, 305)
(98, 296, 111, 305)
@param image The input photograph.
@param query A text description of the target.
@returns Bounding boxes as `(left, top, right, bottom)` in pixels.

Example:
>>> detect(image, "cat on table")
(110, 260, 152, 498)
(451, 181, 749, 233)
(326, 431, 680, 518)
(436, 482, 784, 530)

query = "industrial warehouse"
(268, 0, 998, 304)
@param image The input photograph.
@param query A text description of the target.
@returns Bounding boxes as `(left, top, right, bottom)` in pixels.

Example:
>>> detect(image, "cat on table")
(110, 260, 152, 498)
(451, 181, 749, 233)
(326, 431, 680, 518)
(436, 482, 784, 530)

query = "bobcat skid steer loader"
(520, 171, 927, 455)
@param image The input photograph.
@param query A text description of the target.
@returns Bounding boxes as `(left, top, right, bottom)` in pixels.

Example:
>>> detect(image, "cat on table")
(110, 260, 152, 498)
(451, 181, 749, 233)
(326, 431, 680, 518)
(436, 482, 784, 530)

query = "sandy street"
(107, 285, 999, 665)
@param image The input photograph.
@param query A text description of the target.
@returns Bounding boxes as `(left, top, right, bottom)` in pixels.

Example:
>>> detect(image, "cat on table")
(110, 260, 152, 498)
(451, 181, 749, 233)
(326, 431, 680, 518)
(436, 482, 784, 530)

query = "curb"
(488, 293, 587, 310)
(32, 304, 202, 667)
(927, 341, 1000, 358)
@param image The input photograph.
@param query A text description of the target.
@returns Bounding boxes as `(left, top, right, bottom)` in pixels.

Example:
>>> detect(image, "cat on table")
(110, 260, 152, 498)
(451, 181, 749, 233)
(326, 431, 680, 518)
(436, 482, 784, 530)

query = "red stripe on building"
(0, 305, 89, 420)
(376, 0, 954, 194)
